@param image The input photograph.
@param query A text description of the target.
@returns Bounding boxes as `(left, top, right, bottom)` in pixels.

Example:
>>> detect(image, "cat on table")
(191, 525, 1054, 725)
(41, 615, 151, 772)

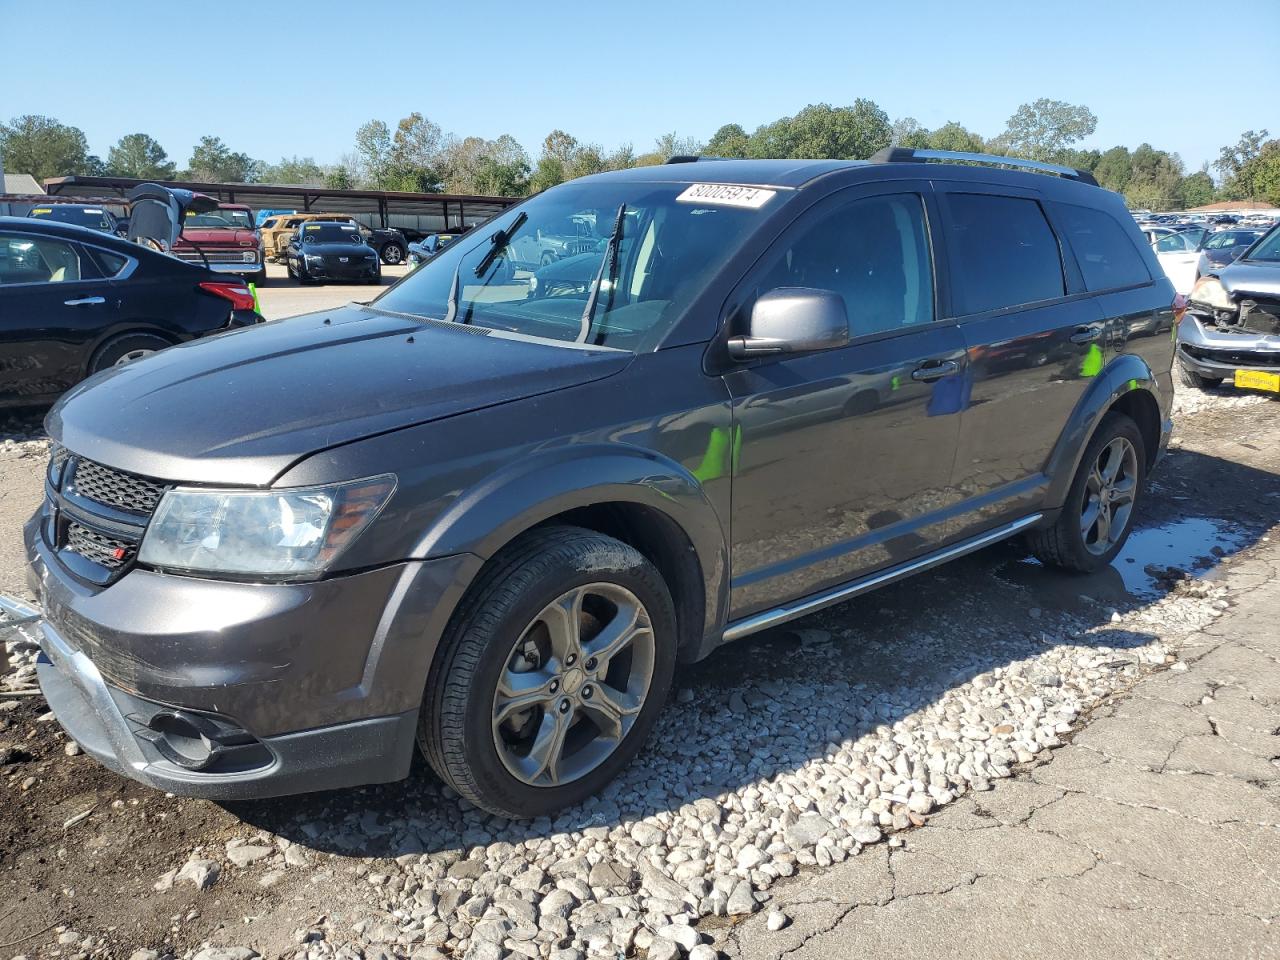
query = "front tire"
(380, 242, 405, 265)
(1027, 412, 1146, 573)
(419, 526, 676, 818)
(1178, 362, 1223, 389)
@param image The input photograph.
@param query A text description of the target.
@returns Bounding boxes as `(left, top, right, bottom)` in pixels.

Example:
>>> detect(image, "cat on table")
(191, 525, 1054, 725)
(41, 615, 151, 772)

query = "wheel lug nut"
(558, 699, 571, 714)
(585, 657, 597, 671)
(582, 685, 593, 699)
(550, 680, 559, 693)
(566, 654, 577, 666)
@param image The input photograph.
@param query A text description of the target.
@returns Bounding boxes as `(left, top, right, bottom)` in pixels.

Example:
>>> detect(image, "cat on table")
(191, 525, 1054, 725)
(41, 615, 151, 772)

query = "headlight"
(1189, 276, 1234, 311)
(139, 476, 395, 578)
(305, 253, 325, 263)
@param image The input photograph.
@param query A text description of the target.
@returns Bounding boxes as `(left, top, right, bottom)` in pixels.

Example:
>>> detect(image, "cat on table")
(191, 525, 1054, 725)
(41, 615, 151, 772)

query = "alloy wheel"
(491, 582, 655, 787)
(1080, 436, 1138, 555)
(114, 348, 155, 366)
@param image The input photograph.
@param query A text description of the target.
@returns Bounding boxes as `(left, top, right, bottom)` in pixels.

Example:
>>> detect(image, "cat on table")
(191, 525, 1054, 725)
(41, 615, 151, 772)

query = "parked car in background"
(285, 221, 381, 283)
(0, 216, 261, 406)
(1197, 228, 1268, 277)
(1151, 229, 1204, 294)
(407, 231, 466, 267)
(255, 208, 296, 228)
(262, 212, 407, 265)
(27, 150, 1176, 814)
(172, 203, 266, 286)
(27, 204, 119, 234)
(1178, 225, 1280, 389)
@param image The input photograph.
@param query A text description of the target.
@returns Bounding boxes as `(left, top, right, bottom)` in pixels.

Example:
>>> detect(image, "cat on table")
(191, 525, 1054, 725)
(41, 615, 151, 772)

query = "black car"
(362, 225, 408, 265)
(0, 216, 261, 407)
(286, 222, 382, 283)
(26, 204, 119, 234)
(26, 150, 1175, 815)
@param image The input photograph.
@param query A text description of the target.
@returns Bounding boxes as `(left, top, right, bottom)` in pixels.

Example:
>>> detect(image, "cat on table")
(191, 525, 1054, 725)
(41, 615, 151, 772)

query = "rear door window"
(943, 193, 1066, 316)
(1054, 203, 1151, 291)
(0, 234, 89, 284)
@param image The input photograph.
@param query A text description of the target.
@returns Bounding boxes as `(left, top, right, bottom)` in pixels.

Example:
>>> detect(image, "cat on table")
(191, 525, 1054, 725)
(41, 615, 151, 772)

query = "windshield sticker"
(675, 183, 776, 209)
(305, 224, 322, 230)
(83, 208, 102, 214)
(32, 208, 52, 214)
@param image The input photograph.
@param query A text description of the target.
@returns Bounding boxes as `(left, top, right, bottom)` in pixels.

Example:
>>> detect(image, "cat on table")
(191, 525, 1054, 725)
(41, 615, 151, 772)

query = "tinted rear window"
(1055, 203, 1151, 291)
(945, 193, 1065, 315)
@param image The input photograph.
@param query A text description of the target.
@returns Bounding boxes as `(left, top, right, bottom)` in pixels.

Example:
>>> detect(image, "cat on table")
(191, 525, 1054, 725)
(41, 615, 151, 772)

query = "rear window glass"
(1055, 203, 1151, 291)
(945, 194, 1066, 315)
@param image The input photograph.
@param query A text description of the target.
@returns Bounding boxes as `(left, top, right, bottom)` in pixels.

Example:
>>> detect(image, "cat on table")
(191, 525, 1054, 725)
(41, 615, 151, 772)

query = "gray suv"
(26, 150, 1177, 818)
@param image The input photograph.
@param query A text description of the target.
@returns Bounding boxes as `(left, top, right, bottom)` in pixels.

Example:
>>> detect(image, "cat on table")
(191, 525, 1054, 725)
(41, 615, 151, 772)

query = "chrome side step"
(722, 514, 1043, 642)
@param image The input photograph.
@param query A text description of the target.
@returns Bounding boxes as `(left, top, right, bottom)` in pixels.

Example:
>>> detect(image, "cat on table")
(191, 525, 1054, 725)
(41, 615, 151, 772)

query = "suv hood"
(48, 304, 631, 486)
(1218, 259, 1280, 298)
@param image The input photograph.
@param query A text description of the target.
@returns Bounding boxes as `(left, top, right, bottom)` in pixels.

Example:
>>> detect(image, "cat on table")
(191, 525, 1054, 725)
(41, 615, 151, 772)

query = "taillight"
(198, 281, 256, 312)
(1172, 292, 1187, 326)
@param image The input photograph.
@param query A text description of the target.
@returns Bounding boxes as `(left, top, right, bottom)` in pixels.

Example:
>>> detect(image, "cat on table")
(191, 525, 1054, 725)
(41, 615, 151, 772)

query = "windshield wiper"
(577, 203, 626, 345)
(473, 211, 527, 278)
(441, 212, 528, 324)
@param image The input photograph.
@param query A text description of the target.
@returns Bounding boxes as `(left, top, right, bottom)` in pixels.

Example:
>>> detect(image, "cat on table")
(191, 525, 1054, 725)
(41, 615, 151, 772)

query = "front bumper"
(304, 261, 380, 281)
(1177, 312, 1280, 378)
(24, 514, 481, 797)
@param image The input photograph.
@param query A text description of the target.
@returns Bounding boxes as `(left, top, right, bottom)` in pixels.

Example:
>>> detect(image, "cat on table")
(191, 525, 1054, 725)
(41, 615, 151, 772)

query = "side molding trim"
(722, 514, 1044, 642)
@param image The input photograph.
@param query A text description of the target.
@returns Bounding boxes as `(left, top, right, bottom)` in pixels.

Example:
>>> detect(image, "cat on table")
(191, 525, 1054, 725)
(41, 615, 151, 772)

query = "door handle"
(64, 296, 106, 307)
(911, 359, 959, 382)
(1070, 324, 1102, 344)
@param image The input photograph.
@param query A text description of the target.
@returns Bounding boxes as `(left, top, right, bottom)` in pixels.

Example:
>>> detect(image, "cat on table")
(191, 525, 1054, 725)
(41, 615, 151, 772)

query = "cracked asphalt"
(725, 542, 1280, 959)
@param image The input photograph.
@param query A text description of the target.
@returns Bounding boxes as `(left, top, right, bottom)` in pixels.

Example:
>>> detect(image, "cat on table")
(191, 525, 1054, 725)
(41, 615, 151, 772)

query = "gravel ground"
(1, 381, 1277, 960)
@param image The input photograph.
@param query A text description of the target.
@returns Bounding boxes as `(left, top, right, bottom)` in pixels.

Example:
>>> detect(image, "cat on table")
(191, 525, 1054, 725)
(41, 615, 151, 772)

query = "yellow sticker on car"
(1234, 369, 1280, 392)
(32, 208, 52, 214)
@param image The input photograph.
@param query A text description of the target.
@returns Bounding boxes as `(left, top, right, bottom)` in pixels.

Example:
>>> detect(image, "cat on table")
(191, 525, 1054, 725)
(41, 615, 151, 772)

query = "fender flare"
(1043, 352, 1162, 509)
(410, 443, 731, 642)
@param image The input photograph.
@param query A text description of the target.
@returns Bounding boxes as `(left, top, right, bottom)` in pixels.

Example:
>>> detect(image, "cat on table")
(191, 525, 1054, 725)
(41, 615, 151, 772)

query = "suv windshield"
(301, 223, 364, 244)
(1242, 227, 1280, 263)
(373, 181, 764, 351)
(1204, 229, 1264, 250)
(185, 209, 254, 229)
(27, 206, 115, 231)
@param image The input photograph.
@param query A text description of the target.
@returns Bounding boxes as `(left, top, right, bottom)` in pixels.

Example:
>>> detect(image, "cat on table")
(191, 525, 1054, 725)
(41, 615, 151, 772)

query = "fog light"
(148, 711, 217, 770)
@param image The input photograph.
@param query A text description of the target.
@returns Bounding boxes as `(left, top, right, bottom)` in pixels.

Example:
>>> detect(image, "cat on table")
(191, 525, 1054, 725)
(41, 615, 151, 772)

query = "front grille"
(68, 460, 166, 514)
(65, 522, 136, 570)
(176, 250, 258, 264)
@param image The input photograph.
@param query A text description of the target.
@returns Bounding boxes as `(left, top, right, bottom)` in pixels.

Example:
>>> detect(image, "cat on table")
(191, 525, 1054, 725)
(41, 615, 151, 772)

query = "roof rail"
(870, 147, 1099, 186)
(665, 155, 702, 164)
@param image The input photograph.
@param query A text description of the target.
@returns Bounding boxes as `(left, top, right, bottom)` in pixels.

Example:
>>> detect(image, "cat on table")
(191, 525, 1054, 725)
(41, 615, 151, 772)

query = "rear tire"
(419, 525, 676, 819)
(89, 333, 172, 374)
(380, 242, 405, 265)
(1178, 362, 1222, 389)
(1027, 411, 1146, 573)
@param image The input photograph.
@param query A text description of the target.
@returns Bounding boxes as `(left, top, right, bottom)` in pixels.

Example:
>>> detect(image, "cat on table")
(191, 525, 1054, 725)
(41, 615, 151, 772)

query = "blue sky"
(6, 0, 1276, 175)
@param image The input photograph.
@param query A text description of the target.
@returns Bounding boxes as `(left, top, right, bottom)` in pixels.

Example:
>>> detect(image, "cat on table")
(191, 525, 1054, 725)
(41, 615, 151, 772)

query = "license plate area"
(1234, 369, 1280, 392)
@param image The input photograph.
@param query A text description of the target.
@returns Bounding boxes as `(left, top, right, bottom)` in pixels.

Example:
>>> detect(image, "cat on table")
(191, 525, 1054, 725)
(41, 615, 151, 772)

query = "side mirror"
(728, 287, 849, 360)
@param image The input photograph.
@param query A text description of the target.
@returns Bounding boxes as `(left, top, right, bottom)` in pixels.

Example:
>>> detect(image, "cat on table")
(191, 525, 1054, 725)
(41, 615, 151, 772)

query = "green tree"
(1124, 143, 1185, 210)
(927, 121, 985, 153)
(998, 98, 1097, 162)
(106, 133, 175, 180)
(185, 135, 261, 182)
(706, 123, 750, 158)
(0, 114, 95, 181)
(1181, 168, 1216, 208)
(747, 100, 891, 160)
(325, 165, 355, 190)
(891, 117, 931, 150)
(1249, 141, 1280, 205)
(1093, 146, 1133, 193)
(354, 119, 393, 184)
(259, 156, 326, 185)
(1216, 129, 1272, 200)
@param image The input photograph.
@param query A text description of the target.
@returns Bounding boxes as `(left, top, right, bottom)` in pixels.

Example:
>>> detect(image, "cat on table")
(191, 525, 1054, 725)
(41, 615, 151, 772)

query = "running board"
(722, 514, 1043, 642)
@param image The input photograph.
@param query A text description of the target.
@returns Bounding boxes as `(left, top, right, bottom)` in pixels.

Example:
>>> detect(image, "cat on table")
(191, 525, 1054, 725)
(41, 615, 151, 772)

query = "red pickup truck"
(172, 203, 266, 286)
